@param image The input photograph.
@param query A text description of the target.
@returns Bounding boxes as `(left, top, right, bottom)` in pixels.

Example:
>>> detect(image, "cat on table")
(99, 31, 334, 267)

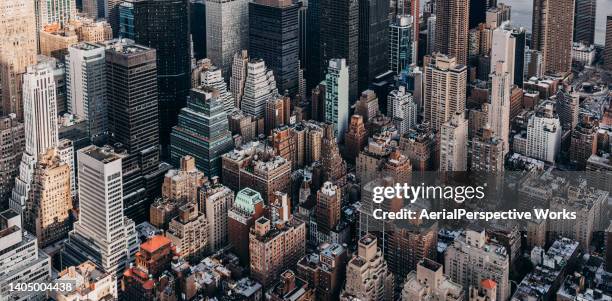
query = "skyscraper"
(0, 209, 52, 300)
(342, 235, 394, 301)
(24, 148, 72, 248)
(107, 0, 122, 35)
(250, 216, 306, 286)
(201, 180, 234, 252)
(119, 1, 135, 39)
(469, 0, 497, 29)
(434, 0, 469, 64)
(423, 54, 467, 132)
(305, 0, 321, 91)
(315, 181, 341, 237)
(320, 0, 359, 101)
(228, 188, 265, 265)
(62, 146, 138, 274)
(358, 0, 390, 91)
(439, 112, 468, 171)
(10, 63, 59, 212)
(249, 0, 300, 95)
(471, 127, 504, 173)
(230, 50, 250, 108)
(389, 15, 414, 75)
(35, 0, 77, 28)
(0, 115, 24, 203)
(66, 43, 108, 144)
(532, 0, 574, 75)
(105, 40, 160, 172)
(132, 0, 191, 151)
(605, 16, 612, 70)
(170, 86, 234, 178)
(241, 59, 279, 119)
(574, 0, 596, 45)
(0, 0, 37, 120)
(526, 104, 562, 163)
(345, 115, 368, 161)
(206, 0, 249, 78)
(388, 86, 417, 135)
(489, 61, 511, 155)
(200, 65, 235, 112)
(491, 26, 516, 85)
(166, 202, 208, 260)
(324, 59, 350, 141)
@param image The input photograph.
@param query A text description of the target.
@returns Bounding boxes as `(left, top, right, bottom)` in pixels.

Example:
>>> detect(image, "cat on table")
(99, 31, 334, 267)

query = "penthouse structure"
(401, 259, 464, 301)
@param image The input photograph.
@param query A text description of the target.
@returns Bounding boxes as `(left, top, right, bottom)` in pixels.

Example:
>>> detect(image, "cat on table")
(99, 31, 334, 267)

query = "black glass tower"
(249, 0, 300, 95)
(320, 0, 359, 102)
(132, 0, 191, 157)
(191, 0, 206, 61)
(358, 0, 390, 92)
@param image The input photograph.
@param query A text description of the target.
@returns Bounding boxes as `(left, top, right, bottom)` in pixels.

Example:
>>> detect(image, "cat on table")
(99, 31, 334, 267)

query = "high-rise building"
(532, 0, 574, 75)
(469, 0, 497, 29)
(106, 0, 122, 36)
(388, 86, 417, 135)
(491, 26, 516, 85)
(574, 0, 596, 45)
(170, 86, 234, 178)
(401, 259, 464, 301)
(265, 95, 291, 135)
(162, 155, 206, 203)
(439, 112, 468, 171)
(489, 61, 511, 155)
(0, 0, 37, 120)
(324, 59, 350, 141)
(201, 180, 234, 252)
(556, 89, 580, 130)
(66, 43, 108, 144)
(62, 146, 139, 274)
(345, 115, 368, 161)
(166, 202, 208, 260)
(249, 0, 300, 95)
(35, 0, 77, 29)
(424, 54, 467, 132)
(200, 65, 235, 112)
(506, 25, 526, 87)
(241, 59, 279, 119)
(605, 16, 612, 70)
(320, 0, 359, 101)
(297, 244, 348, 301)
(434, 0, 469, 64)
(445, 228, 510, 301)
(10, 63, 59, 212)
(228, 188, 265, 265)
(0, 209, 52, 300)
(399, 123, 437, 171)
(389, 15, 414, 75)
(526, 104, 562, 163)
(316, 181, 341, 237)
(191, 0, 206, 61)
(250, 216, 306, 286)
(0, 115, 25, 204)
(24, 149, 72, 248)
(305, 0, 321, 91)
(230, 50, 250, 108)
(206, 0, 249, 78)
(570, 116, 598, 169)
(119, 1, 135, 39)
(320, 123, 348, 188)
(358, 0, 390, 91)
(471, 127, 504, 173)
(104, 39, 160, 172)
(342, 235, 394, 301)
(132, 0, 191, 150)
